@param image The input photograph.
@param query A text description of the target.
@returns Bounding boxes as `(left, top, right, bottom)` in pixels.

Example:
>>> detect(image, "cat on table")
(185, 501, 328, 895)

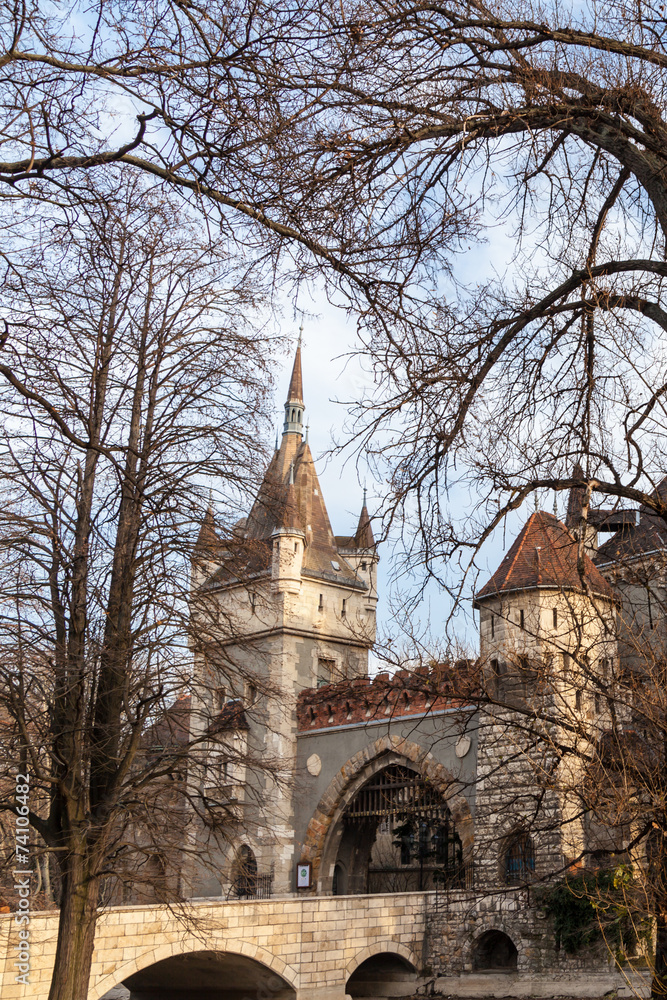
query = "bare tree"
(238, 0, 667, 579)
(0, 172, 281, 1000)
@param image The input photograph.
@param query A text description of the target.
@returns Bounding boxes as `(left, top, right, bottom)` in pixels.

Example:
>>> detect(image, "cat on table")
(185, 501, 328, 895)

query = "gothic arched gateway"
(336, 764, 464, 894)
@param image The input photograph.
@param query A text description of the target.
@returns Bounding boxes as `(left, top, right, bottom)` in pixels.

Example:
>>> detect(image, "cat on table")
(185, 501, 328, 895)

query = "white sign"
(297, 863, 311, 888)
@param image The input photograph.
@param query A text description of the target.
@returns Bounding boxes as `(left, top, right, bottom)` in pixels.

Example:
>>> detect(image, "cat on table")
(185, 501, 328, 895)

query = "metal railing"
(226, 873, 273, 900)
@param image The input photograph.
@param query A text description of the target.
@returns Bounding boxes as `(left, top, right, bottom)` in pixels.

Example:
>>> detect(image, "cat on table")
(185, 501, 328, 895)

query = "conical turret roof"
(475, 510, 615, 602)
(354, 496, 375, 548)
(193, 506, 220, 557)
(286, 343, 303, 403)
(215, 343, 369, 591)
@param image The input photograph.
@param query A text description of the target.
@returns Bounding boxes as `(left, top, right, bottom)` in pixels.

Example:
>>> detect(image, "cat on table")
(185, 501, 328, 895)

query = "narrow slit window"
(341, 599, 347, 618)
(519, 609, 525, 629)
(552, 608, 558, 628)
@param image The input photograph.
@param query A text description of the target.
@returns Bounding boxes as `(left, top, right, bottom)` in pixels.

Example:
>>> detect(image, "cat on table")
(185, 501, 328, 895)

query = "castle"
(181, 342, 664, 995)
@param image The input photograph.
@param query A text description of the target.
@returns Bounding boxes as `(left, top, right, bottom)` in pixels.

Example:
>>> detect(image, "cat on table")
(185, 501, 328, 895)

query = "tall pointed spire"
(283, 332, 305, 436)
(355, 489, 375, 548)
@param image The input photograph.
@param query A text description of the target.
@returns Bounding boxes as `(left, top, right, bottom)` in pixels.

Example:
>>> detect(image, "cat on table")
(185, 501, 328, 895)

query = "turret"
(270, 466, 305, 594)
(283, 336, 304, 437)
(474, 510, 616, 687)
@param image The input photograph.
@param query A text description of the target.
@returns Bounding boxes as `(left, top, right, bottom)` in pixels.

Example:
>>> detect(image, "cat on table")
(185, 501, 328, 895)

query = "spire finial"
(305, 423, 309, 443)
(534, 491, 539, 513)
(363, 484, 367, 507)
(553, 490, 558, 517)
(283, 336, 305, 436)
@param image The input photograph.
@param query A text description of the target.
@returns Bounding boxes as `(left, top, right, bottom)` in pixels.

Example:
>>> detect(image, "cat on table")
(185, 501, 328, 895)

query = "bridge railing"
(226, 873, 273, 900)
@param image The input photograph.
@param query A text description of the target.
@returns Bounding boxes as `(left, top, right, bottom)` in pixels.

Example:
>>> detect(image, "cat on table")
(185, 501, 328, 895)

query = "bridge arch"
(92, 940, 300, 1000)
(301, 734, 473, 892)
(345, 941, 419, 978)
(346, 943, 419, 1000)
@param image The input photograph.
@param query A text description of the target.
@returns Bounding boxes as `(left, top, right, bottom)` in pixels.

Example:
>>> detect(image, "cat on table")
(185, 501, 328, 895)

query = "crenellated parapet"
(297, 663, 474, 730)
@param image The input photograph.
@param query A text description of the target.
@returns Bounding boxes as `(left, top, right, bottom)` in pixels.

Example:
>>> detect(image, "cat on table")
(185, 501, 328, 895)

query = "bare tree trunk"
(48, 847, 99, 1000)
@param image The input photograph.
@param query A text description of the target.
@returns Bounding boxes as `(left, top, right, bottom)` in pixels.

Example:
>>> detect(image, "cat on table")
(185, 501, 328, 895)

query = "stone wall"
(0, 892, 427, 1000)
(425, 888, 610, 976)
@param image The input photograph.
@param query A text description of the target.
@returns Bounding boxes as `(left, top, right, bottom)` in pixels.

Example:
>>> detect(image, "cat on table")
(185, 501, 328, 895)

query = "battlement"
(297, 662, 473, 730)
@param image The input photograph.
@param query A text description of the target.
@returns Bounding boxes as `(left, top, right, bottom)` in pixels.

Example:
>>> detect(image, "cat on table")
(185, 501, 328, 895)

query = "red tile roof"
(476, 510, 615, 602)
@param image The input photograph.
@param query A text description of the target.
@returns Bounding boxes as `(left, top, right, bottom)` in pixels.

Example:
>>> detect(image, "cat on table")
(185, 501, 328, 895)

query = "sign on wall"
(296, 862, 311, 888)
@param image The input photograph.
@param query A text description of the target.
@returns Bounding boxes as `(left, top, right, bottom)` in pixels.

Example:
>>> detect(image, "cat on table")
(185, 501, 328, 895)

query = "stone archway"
(346, 952, 417, 999)
(300, 735, 473, 892)
(93, 944, 300, 1000)
(472, 930, 518, 972)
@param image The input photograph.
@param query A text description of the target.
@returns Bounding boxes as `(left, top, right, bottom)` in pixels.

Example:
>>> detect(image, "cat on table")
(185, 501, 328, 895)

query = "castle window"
(361, 560, 367, 571)
(231, 845, 258, 898)
(250, 592, 256, 613)
(215, 687, 226, 711)
(341, 599, 347, 618)
(364, 700, 371, 717)
(575, 689, 582, 711)
(327, 705, 334, 723)
(403, 691, 410, 711)
(602, 658, 609, 681)
(346, 701, 352, 720)
(563, 652, 570, 675)
(318, 593, 324, 611)
(317, 658, 335, 687)
(308, 707, 316, 725)
(519, 609, 525, 629)
(504, 832, 535, 884)
(552, 608, 558, 628)
(294, 541, 298, 553)
(491, 614, 495, 638)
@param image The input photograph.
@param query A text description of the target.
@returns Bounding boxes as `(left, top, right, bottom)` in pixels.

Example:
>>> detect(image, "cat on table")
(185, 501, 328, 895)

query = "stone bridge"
(0, 892, 427, 1000)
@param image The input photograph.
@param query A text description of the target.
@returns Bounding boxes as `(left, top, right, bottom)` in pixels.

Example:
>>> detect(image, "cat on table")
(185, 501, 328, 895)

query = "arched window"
(231, 844, 257, 898)
(504, 832, 535, 884)
(332, 862, 345, 895)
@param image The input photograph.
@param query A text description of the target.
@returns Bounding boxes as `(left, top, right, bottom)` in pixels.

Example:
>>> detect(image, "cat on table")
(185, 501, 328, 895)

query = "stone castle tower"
(473, 509, 619, 883)
(190, 342, 379, 895)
